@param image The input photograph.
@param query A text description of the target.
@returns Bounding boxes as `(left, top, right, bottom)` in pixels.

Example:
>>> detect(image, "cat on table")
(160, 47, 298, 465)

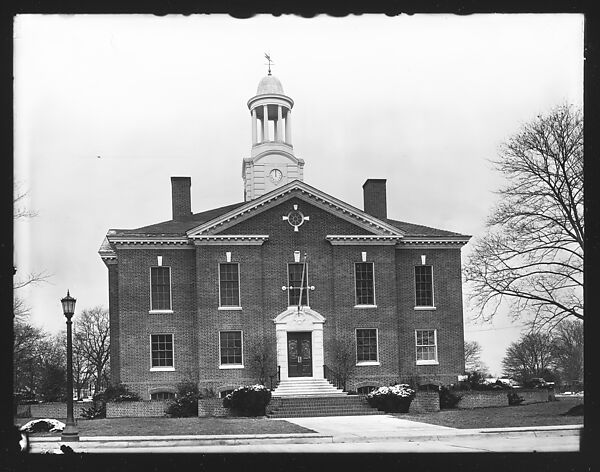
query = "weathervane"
(264, 53, 274, 75)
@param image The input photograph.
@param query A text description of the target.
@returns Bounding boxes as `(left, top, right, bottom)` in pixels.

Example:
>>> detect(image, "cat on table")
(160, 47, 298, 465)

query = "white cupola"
(242, 70, 304, 201)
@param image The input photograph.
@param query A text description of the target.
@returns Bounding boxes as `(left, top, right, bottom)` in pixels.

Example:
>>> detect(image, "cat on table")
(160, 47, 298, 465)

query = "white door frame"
(273, 307, 325, 381)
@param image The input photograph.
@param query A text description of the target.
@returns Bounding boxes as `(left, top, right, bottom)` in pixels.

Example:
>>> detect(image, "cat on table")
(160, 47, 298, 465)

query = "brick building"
(99, 73, 470, 400)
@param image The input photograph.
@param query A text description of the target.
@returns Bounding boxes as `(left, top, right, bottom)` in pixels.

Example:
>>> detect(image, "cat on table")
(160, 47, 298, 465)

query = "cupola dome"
(256, 75, 284, 95)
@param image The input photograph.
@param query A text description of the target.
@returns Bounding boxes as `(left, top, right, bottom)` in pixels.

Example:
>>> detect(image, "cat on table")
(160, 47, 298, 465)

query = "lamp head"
(61, 290, 76, 318)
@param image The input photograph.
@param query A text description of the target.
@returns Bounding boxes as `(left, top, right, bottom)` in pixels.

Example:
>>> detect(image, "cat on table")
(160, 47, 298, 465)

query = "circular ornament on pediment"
(287, 210, 304, 228)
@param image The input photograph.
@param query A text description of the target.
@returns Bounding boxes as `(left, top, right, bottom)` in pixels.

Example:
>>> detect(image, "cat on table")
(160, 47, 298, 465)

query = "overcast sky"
(13, 14, 583, 376)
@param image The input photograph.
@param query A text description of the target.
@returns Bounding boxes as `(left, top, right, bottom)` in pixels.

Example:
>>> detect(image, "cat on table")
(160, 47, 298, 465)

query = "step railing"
(323, 364, 345, 390)
(269, 365, 281, 391)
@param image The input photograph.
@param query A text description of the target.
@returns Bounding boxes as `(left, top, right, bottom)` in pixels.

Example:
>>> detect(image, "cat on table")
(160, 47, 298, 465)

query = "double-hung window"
(219, 331, 243, 368)
(415, 329, 438, 365)
(356, 328, 379, 364)
(150, 266, 172, 311)
(151, 334, 174, 370)
(219, 263, 240, 308)
(288, 263, 309, 306)
(415, 265, 434, 307)
(355, 262, 375, 306)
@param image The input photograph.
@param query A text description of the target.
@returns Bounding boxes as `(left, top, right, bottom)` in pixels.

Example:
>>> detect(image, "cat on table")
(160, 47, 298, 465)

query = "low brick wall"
(456, 388, 550, 409)
(106, 401, 169, 418)
(517, 388, 552, 404)
(198, 398, 231, 417)
(410, 391, 440, 413)
(27, 402, 88, 419)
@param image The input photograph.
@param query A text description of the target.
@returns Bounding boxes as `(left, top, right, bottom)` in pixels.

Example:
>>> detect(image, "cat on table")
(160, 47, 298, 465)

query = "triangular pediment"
(186, 180, 405, 238)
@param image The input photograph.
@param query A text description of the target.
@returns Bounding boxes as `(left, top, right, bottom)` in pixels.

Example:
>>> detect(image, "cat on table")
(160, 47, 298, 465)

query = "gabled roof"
(187, 180, 404, 238)
(103, 180, 470, 242)
(111, 201, 246, 237)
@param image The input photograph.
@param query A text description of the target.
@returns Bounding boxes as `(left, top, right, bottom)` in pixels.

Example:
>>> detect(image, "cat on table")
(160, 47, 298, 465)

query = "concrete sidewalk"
(27, 415, 582, 453)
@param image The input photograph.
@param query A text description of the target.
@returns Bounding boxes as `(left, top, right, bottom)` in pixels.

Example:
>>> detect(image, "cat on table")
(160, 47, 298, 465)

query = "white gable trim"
(186, 180, 405, 237)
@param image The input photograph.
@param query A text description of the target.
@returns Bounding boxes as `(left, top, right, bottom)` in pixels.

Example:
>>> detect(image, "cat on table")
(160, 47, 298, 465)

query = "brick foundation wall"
(410, 391, 440, 413)
(456, 389, 550, 409)
(106, 401, 169, 418)
(198, 398, 231, 417)
(28, 402, 88, 419)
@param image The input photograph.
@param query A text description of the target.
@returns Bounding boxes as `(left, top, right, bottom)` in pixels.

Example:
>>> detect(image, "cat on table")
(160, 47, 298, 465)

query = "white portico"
(273, 306, 325, 381)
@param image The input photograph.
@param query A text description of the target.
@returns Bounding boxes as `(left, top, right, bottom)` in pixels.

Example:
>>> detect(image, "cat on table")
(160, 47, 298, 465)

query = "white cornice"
(397, 237, 470, 248)
(191, 235, 269, 245)
(187, 180, 405, 238)
(326, 235, 403, 246)
(108, 237, 191, 246)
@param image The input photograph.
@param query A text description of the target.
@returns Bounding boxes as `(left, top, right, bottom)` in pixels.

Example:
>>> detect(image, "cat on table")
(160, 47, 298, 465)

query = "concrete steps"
(267, 395, 385, 418)
(271, 378, 347, 397)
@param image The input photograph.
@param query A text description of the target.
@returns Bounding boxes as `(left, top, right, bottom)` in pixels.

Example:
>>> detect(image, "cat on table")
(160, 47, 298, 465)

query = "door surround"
(273, 307, 325, 380)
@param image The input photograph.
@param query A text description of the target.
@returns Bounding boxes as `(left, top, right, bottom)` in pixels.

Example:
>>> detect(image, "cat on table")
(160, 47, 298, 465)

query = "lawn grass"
(14, 417, 316, 437)
(400, 397, 584, 429)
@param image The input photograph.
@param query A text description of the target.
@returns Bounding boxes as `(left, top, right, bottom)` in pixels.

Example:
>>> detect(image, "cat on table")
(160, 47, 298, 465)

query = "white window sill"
(149, 309, 174, 314)
(287, 306, 310, 310)
(356, 361, 380, 366)
(354, 305, 378, 309)
(416, 360, 439, 366)
(414, 306, 436, 311)
(150, 367, 175, 371)
(218, 306, 243, 311)
(219, 364, 244, 370)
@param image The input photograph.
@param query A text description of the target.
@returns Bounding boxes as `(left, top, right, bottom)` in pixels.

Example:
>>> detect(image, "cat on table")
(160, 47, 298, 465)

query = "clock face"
(269, 168, 283, 184)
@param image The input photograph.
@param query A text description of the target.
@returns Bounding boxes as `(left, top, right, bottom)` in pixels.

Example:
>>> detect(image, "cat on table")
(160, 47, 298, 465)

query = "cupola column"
(285, 109, 292, 145)
(263, 105, 269, 142)
(276, 105, 283, 142)
(251, 108, 258, 145)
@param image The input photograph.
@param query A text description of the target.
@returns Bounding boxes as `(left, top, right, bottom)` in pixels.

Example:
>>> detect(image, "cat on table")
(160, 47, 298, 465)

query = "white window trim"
(354, 262, 376, 307)
(218, 262, 242, 309)
(149, 309, 174, 315)
(355, 328, 380, 366)
(287, 262, 310, 307)
(150, 333, 175, 371)
(414, 264, 435, 308)
(415, 329, 439, 365)
(414, 306, 436, 311)
(219, 330, 244, 368)
(150, 266, 173, 311)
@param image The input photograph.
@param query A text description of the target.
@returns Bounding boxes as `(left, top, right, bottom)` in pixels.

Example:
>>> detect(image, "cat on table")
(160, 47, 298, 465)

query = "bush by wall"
(367, 384, 416, 413)
(165, 381, 202, 417)
(222, 385, 271, 416)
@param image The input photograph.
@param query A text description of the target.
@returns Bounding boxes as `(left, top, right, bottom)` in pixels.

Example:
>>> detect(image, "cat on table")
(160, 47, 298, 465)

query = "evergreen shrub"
(222, 385, 271, 416)
(366, 384, 416, 413)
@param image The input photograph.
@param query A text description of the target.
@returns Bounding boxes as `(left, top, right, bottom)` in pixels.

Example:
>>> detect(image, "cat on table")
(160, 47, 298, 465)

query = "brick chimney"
(171, 176, 192, 220)
(362, 179, 387, 220)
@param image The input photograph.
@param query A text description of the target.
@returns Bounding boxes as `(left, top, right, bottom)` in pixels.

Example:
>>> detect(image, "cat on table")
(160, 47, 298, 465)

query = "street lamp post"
(61, 290, 79, 442)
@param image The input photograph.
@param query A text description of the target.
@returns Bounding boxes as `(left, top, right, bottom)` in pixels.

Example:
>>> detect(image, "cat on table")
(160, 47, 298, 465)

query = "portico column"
(263, 105, 269, 142)
(276, 105, 282, 142)
(285, 109, 292, 145)
(251, 108, 257, 145)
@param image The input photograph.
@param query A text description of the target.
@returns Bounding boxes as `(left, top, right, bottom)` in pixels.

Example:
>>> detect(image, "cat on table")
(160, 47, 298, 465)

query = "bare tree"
(501, 332, 558, 383)
(74, 306, 110, 394)
(464, 340, 489, 375)
(465, 105, 583, 330)
(247, 340, 275, 386)
(328, 337, 355, 391)
(553, 320, 583, 386)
